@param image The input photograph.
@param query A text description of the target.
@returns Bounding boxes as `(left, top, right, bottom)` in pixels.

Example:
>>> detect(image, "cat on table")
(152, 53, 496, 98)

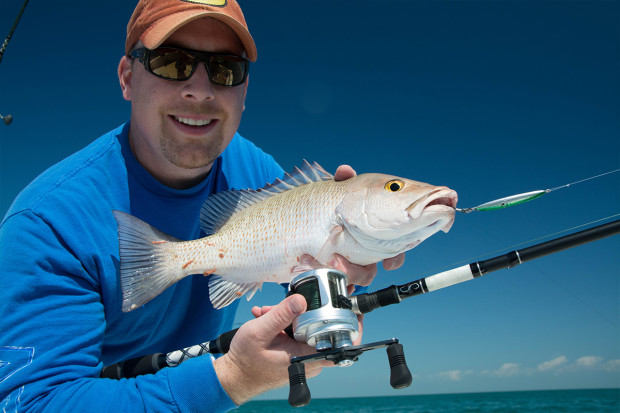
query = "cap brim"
(141, 10, 257, 61)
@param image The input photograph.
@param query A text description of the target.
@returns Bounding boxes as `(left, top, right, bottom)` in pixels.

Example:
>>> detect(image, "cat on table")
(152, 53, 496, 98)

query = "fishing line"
(457, 168, 620, 213)
(547, 168, 620, 192)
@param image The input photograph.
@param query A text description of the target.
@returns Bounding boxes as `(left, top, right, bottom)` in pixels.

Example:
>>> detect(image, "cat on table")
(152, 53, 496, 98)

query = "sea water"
(237, 388, 619, 412)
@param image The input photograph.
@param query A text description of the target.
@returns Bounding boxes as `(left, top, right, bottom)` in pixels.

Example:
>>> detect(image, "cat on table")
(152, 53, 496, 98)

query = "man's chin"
(162, 147, 219, 170)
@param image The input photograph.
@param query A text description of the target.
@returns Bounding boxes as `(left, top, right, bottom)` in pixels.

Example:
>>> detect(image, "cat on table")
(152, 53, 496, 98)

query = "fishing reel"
(286, 268, 412, 407)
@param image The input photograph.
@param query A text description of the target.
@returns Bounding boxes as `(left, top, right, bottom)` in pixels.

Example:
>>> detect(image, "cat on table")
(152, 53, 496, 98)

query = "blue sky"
(1, 0, 618, 400)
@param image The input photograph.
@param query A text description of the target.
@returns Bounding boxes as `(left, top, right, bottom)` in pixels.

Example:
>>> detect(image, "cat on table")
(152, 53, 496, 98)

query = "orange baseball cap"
(125, 0, 257, 61)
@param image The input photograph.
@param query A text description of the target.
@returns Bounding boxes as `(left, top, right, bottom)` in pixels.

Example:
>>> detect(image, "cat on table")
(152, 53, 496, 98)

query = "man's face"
(119, 18, 248, 187)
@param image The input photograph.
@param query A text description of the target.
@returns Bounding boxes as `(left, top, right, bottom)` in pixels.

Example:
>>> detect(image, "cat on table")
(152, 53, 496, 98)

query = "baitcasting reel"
(286, 269, 412, 407)
(289, 268, 359, 353)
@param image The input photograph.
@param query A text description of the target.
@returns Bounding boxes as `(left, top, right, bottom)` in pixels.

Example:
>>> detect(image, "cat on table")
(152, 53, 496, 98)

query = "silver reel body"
(289, 268, 359, 352)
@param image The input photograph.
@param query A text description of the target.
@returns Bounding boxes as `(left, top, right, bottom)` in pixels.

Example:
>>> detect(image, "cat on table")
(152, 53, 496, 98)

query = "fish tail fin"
(113, 210, 184, 312)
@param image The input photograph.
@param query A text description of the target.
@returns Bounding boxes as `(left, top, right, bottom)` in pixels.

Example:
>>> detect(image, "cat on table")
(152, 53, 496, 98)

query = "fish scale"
(113, 161, 458, 312)
(181, 180, 346, 280)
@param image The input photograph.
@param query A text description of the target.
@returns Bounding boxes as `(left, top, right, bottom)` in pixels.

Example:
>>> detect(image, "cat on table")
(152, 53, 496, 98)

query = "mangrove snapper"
(114, 161, 457, 311)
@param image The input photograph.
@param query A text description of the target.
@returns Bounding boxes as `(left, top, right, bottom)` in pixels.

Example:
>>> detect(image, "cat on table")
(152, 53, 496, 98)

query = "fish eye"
(384, 179, 405, 192)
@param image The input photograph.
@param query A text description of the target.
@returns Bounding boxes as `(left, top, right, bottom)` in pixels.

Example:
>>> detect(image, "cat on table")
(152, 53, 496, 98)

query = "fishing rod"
(101, 218, 620, 405)
(0, 0, 29, 64)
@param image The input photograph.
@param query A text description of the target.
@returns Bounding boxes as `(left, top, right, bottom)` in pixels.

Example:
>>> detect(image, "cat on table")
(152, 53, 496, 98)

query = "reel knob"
(386, 343, 412, 389)
(288, 362, 311, 407)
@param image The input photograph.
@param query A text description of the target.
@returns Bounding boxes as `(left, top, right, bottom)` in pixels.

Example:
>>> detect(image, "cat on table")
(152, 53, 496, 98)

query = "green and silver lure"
(457, 169, 619, 213)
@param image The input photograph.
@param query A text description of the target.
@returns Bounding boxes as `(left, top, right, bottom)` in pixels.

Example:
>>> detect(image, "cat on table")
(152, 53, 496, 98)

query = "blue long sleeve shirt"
(0, 122, 284, 412)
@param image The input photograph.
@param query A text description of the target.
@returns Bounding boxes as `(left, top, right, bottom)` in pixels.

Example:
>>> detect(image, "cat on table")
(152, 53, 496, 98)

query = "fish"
(113, 161, 458, 312)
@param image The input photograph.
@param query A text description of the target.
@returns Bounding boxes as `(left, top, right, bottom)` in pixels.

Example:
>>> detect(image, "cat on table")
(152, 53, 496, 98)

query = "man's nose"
(181, 63, 215, 101)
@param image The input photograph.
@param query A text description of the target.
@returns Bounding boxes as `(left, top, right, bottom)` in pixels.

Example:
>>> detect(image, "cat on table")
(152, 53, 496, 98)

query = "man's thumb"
(259, 294, 306, 337)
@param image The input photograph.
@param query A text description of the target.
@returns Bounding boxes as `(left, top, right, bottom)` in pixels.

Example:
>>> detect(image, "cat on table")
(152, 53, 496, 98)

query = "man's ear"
(118, 56, 133, 101)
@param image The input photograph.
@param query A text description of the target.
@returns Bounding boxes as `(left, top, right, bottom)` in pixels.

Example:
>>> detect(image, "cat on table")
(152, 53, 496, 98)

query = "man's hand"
(214, 294, 330, 405)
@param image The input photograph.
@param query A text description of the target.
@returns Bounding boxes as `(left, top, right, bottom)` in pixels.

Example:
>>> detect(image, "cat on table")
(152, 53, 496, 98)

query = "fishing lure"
(457, 169, 619, 213)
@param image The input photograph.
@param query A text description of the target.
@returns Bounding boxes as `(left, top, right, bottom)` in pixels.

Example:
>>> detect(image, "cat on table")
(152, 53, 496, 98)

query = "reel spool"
(286, 269, 412, 407)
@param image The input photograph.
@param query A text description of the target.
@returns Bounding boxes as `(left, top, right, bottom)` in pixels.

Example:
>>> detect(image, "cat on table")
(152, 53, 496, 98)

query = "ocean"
(237, 388, 620, 412)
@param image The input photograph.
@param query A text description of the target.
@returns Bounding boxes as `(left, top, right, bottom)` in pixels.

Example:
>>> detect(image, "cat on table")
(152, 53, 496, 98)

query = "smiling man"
(120, 16, 250, 188)
(0, 1, 404, 411)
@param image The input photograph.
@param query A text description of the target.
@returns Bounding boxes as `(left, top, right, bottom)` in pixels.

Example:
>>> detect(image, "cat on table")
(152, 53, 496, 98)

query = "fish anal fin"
(208, 275, 262, 309)
(245, 283, 262, 301)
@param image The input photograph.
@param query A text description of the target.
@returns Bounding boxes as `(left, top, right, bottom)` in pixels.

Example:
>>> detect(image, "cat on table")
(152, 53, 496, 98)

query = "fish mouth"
(406, 187, 458, 232)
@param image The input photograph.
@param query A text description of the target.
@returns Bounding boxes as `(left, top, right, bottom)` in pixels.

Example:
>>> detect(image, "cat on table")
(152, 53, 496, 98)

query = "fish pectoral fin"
(315, 225, 344, 264)
(208, 275, 262, 309)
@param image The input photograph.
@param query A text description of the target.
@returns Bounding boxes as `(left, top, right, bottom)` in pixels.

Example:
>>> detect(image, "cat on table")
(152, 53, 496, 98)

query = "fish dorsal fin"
(200, 189, 268, 235)
(200, 160, 333, 235)
(260, 160, 333, 195)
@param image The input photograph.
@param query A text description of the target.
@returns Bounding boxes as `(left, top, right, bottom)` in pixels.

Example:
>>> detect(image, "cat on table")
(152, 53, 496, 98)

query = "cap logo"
(181, 0, 227, 6)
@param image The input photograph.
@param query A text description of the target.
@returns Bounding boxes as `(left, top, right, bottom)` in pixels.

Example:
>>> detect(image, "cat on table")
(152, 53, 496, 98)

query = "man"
(0, 1, 403, 411)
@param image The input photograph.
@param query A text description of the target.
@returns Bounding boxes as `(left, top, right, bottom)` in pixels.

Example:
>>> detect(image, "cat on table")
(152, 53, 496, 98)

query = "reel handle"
(288, 362, 311, 407)
(386, 343, 412, 389)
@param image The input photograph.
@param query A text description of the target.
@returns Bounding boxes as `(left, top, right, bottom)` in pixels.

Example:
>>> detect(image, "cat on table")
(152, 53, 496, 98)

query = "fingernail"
(289, 296, 304, 314)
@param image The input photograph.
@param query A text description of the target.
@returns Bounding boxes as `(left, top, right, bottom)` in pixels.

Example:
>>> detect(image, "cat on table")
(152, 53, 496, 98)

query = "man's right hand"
(213, 294, 329, 405)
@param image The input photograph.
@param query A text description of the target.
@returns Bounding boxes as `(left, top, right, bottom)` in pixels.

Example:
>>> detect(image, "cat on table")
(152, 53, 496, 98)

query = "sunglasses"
(130, 46, 250, 87)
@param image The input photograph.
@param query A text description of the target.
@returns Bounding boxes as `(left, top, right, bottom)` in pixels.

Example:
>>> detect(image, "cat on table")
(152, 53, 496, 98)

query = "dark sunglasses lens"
(207, 55, 247, 86)
(146, 48, 247, 85)
(148, 49, 194, 80)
